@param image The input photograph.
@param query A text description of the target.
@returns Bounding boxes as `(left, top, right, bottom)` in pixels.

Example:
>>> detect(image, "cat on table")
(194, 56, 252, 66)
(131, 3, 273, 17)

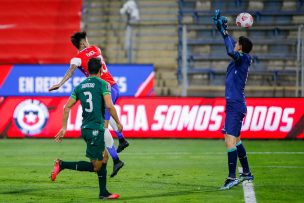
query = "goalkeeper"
(212, 10, 254, 190)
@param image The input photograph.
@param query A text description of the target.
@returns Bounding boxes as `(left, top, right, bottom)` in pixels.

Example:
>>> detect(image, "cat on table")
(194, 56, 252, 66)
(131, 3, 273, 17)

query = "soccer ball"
(236, 12, 253, 28)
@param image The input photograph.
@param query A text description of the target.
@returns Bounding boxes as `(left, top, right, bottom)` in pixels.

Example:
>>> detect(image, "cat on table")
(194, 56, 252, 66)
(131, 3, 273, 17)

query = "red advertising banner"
(0, 97, 303, 139)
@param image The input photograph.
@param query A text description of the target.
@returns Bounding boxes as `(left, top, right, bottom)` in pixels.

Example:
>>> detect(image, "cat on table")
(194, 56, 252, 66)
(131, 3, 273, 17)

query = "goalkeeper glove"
(212, 9, 228, 36)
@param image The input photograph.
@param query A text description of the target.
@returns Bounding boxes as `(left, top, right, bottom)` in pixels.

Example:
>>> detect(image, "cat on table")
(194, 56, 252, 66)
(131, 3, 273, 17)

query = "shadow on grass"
(146, 180, 220, 192)
(121, 189, 216, 201)
(121, 182, 219, 201)
(0, 188, 45, 195)
(0, 185, 96, 195)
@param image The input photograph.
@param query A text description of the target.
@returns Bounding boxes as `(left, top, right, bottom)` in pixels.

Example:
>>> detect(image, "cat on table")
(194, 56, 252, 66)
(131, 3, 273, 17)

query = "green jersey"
(71, 76, 111, 131)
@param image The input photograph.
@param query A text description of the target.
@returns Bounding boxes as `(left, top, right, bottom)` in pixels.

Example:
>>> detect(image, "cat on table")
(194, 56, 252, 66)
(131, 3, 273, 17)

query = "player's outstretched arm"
(212, 10, 240, 61)
(104, 94, 123, 132)
(224, 36, 240, 61)
(49, 64, 78, 92)
(54, 97, 77, 142)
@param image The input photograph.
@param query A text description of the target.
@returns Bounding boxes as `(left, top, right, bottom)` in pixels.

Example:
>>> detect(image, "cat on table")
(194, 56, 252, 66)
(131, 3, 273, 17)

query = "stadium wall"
(0, 97, 303, 139)
(0, 65, 302, 139)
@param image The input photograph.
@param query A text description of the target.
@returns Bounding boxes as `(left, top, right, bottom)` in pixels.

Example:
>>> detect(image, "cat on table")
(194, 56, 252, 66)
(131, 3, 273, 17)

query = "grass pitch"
(0, 139, 303, 203)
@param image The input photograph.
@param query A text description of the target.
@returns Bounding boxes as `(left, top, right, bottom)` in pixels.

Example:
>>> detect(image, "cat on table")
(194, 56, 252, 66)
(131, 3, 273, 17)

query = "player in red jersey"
(49, 32, 129, 177)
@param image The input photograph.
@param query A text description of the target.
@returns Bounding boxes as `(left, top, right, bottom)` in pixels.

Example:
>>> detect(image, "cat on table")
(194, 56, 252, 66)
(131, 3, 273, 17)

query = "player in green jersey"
(50, 57, 123, 200)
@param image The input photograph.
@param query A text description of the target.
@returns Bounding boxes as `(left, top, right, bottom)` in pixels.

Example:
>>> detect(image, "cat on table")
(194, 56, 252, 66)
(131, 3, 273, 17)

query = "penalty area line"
(238, 167, 257, 203)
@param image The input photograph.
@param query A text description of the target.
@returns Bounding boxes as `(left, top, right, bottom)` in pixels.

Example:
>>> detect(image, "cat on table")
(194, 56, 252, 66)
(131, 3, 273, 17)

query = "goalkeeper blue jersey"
(223, 35, 252, 105)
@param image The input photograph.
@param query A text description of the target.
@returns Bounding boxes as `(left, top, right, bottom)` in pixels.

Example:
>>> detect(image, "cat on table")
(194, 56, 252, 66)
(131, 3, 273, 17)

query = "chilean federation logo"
(13, 99, 49, 136)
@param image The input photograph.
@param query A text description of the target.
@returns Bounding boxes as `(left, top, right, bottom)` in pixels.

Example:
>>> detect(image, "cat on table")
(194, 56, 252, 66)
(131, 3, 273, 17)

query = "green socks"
(60, 160, 108, 196)
(97, 164, 107, 196)
(60, 161, 94, 172)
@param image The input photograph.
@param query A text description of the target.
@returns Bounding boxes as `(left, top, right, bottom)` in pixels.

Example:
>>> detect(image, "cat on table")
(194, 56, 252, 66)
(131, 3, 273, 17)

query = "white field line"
(239, 167, 257, 203)
(123, 152, 304, 156)
(253, 165, 304, 169)
(247, 152, 304, 155)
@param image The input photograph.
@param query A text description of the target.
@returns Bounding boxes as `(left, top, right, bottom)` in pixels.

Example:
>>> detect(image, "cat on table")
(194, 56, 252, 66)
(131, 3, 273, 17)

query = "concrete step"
(109, 58, 129, 63)
(168, 87, 181, 96)
(87, 29, 107, 37)
(164, 79, 179, 87)
(135, 50, 177, 59)
(155, 64, 178, 70)
(94, 30, 177, 39)
(138, 1, 177, 7)
(107, 49, 126, 56)
(136, 35, 178, 42)
(136, 43, 177, 50)
(156, 71, 177, 80)
(105, 36, 177, 45)
(154, 87, 171, 96)
(85, 0, 177, 9)
(106, 43, 124, 50)
(137, 26, 177, 34)
(105, 35, 178, 43)
(107, 12, 177, 20)
(135, 58, 176, 67)
(91, 5, 178, 13)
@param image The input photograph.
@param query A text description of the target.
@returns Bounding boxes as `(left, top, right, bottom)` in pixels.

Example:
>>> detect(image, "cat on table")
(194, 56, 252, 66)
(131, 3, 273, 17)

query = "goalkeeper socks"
(227, 148, 238, 178)
(236, 141, 250, 174)
(60, 161, 94, 172)
(97, 164, 108, 196)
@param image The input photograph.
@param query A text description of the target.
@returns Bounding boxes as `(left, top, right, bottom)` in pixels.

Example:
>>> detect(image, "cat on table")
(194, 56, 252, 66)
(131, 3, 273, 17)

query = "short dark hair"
(71, 32, 87, 49)
(88, 58, 101, 74)
(239, 36, 253, 54)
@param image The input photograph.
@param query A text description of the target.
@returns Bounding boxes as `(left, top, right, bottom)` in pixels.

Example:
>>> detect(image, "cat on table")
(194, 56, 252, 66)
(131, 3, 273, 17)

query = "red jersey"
(70, 45, 116, 86)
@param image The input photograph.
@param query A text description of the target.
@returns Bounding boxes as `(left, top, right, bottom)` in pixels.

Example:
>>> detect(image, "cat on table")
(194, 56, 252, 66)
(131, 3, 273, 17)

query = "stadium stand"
(82, 0, 303, 96)
(83, 0, 181, 96)
(178, 0, 304, 97)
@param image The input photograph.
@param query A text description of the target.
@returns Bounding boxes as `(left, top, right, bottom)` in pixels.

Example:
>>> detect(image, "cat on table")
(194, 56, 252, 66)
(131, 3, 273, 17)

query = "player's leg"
(104, 122, 119, 161)
(220, 110, 241, 190)
(50, 159, 94, 181)
(51, 129, 101, 181)
(225, 134, 237, 179)
(220, 133, 240, 190)
(97, 151, 120, 200)
(83, 129, 120, 198)
(236, 137, 254, 181)
(104, 123, 124, 177)
(86, 130, 119, 199)
(109, 84, 129, 153)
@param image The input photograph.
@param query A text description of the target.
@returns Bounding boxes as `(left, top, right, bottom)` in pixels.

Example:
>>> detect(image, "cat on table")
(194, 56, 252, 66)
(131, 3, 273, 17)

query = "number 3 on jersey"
(84, 91, 93, 112)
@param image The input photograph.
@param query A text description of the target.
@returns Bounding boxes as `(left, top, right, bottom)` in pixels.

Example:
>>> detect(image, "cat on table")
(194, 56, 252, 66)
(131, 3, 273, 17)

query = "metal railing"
(181, 25, 188, 96)
(296, 24, 304, 97)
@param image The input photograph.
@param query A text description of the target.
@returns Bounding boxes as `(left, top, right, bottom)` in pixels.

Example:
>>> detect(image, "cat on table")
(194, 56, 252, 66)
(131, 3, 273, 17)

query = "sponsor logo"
(67, 104, 295, 133)
(13, 99, 49, 136)
(117, 105, 294, 132)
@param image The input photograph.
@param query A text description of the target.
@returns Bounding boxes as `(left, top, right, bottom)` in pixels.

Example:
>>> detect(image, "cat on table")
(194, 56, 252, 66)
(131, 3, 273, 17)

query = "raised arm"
(49, 64, 78, 91)
(213, 9, 240, 61)
(224, 35, 241, 61)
